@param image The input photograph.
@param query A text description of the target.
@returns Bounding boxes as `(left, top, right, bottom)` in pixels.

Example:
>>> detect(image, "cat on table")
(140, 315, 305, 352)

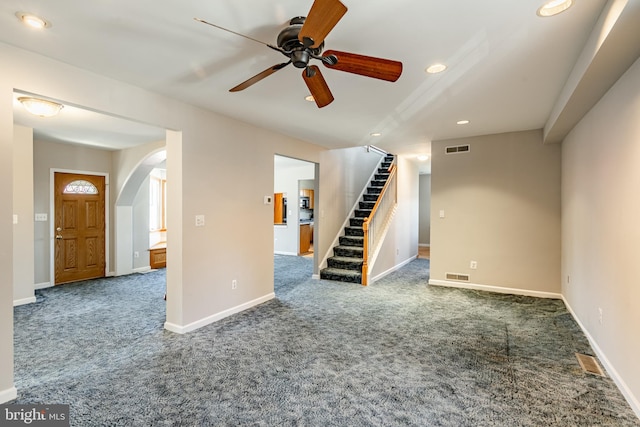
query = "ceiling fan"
(195, 0, 403, 108)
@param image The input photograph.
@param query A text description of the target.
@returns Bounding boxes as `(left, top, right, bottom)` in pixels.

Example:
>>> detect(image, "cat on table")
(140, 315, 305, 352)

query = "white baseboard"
(164, 293, 275, 334)
(428, 279, 562, 299)
(418, 243, 431, 247)
(562, 296, 640, 419)
(274, 251, 298, 256)
(133, 266, 152, 274)
(13, 296, 36, 307)
(34, 282, 52, 290)
(370, 255, 417, 284)
(312, 274, 320, 280)
(0, 386, 17, 404)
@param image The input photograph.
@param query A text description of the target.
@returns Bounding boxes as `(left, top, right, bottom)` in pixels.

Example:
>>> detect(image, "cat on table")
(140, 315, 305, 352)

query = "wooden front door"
(54, 172, 106, 285)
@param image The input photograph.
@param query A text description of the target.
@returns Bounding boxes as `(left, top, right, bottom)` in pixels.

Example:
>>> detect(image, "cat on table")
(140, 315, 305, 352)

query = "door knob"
(56, 234, 63, 240)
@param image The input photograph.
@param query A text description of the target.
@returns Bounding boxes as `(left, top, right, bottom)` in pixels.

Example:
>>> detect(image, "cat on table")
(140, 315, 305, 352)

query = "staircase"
(320, 154, 395, 284)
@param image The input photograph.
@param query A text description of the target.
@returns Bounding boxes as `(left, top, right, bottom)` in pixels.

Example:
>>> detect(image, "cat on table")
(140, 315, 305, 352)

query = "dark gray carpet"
(11, 256, 639, 426)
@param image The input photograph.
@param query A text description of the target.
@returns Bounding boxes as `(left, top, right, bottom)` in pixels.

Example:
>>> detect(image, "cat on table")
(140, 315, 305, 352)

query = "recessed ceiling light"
(417, 155, 429, 161)
(537, 0, 573, 17)
(15, 12, 50, 29)
(370, 132, 382, 137)
(457, 120, 470, 125)
(305, 95, 315, 102)
(18, 97, 64, 117)
(426, 63, 447, 74)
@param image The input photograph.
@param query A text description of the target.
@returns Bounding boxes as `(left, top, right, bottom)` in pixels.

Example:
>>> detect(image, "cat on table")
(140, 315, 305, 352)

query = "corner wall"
(430, 130, 561, 296)
(561, 56, 640, 416)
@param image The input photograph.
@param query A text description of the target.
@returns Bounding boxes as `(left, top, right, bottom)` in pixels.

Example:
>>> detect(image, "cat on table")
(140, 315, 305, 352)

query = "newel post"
(362, 219, 369, 286)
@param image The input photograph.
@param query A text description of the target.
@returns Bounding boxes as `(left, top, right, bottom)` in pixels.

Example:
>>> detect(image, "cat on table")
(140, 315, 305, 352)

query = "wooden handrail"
(361, 162, 397, 286)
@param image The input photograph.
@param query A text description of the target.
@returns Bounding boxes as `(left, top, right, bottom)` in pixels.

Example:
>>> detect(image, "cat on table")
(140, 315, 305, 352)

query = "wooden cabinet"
(274, 193, 284, 223)
(149, 243, 166, 269)
(299, 224, 312, 254)
(300, 189, 314, 209)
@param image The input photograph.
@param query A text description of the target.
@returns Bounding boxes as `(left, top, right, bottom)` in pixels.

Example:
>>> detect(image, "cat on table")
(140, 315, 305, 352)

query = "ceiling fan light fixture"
(15, 12, 50, 29)
(537, 0, 573, 17)
(18, 97, 64, 117)
(305, 95, 315, 102)
(426, 63, 447, 74)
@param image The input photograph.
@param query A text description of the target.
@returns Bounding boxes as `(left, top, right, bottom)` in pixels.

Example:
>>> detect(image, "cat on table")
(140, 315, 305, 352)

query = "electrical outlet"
(134, 251, 139, 258)
(598, 308, 603, 325)
(195, 215, 205, 227)
(470, 261, 477, 270)
(232, 279, 237, 290)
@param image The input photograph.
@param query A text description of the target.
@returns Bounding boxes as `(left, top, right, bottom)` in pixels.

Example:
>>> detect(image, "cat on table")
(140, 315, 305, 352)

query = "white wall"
(418, 174, 431, 246)
(430, 130, 562, 297)
(1, 82, 17, 403)
(132, 175, 151, 271)
(32, 139, 113, 284)
(13, 125, 34, 305)
(561, 56, 640, 416)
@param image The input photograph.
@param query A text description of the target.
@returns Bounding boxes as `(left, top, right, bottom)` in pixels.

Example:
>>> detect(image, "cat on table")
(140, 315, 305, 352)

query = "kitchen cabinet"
(299, 223, 312, 255)
(274, 193, 284, 224)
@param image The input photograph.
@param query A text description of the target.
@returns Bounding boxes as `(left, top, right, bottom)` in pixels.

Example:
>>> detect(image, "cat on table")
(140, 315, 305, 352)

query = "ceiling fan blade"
(302, 65, 334, 108)
(298, 0, 348, 49)
(322, 50, 403, 82)
(229, 62, 291, 92)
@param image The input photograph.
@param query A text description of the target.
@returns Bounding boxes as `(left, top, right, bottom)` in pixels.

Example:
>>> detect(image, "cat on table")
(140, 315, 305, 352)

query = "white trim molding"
(164, 293, 275, 334)
(428, 279, 562, 299)
(370, 255, 417, 284)
(34, 282, 52, 290)
(0, 387, 17, 404)
(562, 296, 640, 419)
(13, 296, 36, 307)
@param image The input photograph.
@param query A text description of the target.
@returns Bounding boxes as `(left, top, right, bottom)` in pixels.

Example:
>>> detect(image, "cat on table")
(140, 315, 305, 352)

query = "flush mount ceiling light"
(457, 120, 470, 125)
(15, 12, 51, 29)
(426, 63, 447, 74)
(417, 155, 429, 161)
(537, 0, 573, 17)
(370, 132, 382, 137)
(18, 97, 64, 117)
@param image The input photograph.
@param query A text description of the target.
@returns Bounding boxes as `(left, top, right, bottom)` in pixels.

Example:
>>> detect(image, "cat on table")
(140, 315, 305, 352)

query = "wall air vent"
(446, 273, 470, 282)
(445, 144, 470, 154)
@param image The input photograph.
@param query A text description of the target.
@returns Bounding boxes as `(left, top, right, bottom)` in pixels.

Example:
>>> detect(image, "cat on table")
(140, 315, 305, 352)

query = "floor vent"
(446, 144, 470, 154)
(446, 273, 470, 282)
(576, 353, 605, 376)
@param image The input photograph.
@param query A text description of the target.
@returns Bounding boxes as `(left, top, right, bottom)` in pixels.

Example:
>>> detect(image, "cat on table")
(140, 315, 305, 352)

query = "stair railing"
(362, 159, 397, 285)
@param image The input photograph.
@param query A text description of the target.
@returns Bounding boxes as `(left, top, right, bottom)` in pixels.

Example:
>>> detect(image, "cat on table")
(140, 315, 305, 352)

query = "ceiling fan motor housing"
(277, 17, 323, 68)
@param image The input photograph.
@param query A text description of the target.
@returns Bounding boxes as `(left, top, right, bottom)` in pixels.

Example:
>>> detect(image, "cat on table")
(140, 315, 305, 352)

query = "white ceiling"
(2, 0, 610, 172)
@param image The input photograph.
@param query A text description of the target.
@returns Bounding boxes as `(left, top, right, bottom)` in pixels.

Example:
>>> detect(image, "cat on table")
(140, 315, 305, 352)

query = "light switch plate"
(264, 195, 273, 205)
(35, 213, 48, 221)
(13, 214, 18, 224)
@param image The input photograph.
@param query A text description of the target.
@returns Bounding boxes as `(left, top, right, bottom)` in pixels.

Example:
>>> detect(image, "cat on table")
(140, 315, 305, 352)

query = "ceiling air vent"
(446, 273, 470, 282)
(446, 144, 470, 154)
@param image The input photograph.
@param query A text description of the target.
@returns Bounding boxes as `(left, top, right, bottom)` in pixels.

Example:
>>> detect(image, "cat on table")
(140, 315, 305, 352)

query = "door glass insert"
(63, 179, 99, 194)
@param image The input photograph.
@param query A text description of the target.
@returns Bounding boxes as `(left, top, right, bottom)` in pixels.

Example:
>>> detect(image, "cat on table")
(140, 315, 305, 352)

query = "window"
(63, 179, 98, 194)
(149, 169, 166, 231)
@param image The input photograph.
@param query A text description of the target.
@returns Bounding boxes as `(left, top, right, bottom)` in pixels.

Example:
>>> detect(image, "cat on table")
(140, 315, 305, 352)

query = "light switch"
(439, 210, 445, 218)
(13, 214, 18, 224)
(264, 195, 273, 205)
(35, 213, 48, 221)
(195, 215, 205, 227)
